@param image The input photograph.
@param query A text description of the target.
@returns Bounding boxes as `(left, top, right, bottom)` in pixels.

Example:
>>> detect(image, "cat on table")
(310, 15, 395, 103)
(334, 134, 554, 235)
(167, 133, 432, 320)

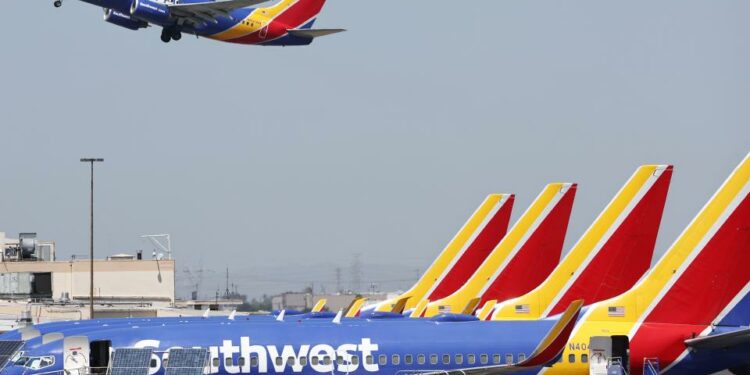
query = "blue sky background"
(1, 0, 748, 298)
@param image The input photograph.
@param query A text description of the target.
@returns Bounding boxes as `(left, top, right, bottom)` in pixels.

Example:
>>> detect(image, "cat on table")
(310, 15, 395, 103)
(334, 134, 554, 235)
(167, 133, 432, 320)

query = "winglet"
(332, 310, 343, 324)
(312, 299, 327, 313)
(202, 308, 210, 319)
(476, 300, 497, 321)
(228, 310, 236, 321)
(518, 300, 583, 367)
(409, 300, 429, 318)
(287, 28, 346, 39)
(391, 297, 411, 314)
(345, 298, 367, 318)
(276, 309, 286, 322)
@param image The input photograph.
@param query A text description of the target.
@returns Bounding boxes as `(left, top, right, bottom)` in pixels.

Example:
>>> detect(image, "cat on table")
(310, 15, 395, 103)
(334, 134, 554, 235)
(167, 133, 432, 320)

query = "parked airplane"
(490, 165, 673, 320)
(417, 182, 578, 317)
(0, 299, 584, 375)
(0, 194, 514, 340)
(541, 153, 750, 375)
(366, 194, 515, 315)
(57, 0, 344, 45)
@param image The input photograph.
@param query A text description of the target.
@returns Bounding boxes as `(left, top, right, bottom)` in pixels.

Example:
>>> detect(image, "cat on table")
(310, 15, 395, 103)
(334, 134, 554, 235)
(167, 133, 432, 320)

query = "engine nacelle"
(104, 8, 147, 30)
(130, 0, 170, 25)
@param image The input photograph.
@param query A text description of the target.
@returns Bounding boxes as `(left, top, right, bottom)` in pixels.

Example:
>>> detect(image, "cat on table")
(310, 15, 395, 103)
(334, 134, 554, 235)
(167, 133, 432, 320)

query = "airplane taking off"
(58, 0, 344, 45)
(492, 165, 673, 320)
(368, 194, 515, 314)
(421, 183, 578, 317)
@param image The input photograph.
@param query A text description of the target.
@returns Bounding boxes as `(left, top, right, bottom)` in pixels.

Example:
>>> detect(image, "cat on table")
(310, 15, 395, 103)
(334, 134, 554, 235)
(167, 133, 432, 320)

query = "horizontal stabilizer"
(287, 28, 346, 38)
(685, 328, 750, 350)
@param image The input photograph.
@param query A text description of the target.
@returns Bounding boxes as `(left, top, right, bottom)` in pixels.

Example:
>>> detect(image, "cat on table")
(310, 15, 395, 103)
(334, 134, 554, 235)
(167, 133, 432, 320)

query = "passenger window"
(212, 358, 219, 367)
(442, 354, 450, 364)
(152, 359, 160, 368)
(581, 354, 588, 363)
(238, 357, 246, 367)
(455, 354, 463, 365)
(311, 357, 319, 366)
(505, 354, 513, 364)
(467, 354, 475, 365)
(366, 355, 374, 365)
(337, 356, 344, 365)
(518, 353, 526, 362)
(493, 354, 500, 364)
(568, 354, 576, 363)
(300, 357, 308, 366)
(351, 356, 359, 365)
(288, 357, 296, 366)
(323, 356, 331, 365)
(405, 355, 413, 365)
(251, 356, 259, 367)
(430, 354, 438, 365)
(379, 355, 387, 365)
(480, 354, 488, 365)
(274, 357, 282, 366)
(417, 354, 425, 365)
(392, 354, 400, 365)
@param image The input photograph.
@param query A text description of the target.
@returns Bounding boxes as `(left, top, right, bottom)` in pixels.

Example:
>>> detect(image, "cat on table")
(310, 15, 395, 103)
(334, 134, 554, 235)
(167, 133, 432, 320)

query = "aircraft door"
(259, 22, 268, 39)
(89, 340, 111, 374)
(588, 337, 611, 375)
(588, 336, 629, 375)
(63, 336, 90, 375)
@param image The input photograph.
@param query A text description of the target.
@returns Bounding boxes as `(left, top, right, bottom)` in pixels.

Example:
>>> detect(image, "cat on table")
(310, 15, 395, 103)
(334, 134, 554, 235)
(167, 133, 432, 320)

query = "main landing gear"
(53, 0, 62, 7)
(160, 27, 182, 43)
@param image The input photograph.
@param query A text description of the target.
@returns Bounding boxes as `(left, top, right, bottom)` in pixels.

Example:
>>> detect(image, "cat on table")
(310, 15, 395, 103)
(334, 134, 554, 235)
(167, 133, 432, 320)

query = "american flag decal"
(438, 305, 451, 313)
(608, 306, 625, 317)
(515, 304, 530, 314)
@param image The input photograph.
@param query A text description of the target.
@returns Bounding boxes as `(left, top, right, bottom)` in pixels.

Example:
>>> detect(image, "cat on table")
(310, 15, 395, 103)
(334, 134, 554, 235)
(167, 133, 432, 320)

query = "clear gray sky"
(1, 0, 748, 299)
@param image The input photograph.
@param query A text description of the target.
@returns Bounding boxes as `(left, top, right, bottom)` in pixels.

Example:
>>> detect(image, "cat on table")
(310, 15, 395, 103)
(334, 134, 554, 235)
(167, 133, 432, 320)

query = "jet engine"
(129, 0, 171, 25)
(104, 8, 147, 30)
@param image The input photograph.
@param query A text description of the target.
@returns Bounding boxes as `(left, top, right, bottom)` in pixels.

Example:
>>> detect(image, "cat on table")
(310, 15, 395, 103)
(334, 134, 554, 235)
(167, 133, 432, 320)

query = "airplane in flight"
(56, 0, 344, 44)
(426, 165, 672, 318)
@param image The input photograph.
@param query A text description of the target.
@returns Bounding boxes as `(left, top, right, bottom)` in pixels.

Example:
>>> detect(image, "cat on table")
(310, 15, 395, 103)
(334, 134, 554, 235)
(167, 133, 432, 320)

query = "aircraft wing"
(419, 300, 583, 375)
(168, 0, 268, 22)
(685, 327, 750, 350)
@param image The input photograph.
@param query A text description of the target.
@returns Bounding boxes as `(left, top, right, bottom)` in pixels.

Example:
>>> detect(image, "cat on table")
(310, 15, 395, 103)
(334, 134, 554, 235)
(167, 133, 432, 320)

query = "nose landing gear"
(160, 27, 183, 43)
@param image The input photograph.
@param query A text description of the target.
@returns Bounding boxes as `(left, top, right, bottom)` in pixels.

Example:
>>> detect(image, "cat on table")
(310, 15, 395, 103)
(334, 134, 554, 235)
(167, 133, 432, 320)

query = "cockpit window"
(23, 356, 55, 370)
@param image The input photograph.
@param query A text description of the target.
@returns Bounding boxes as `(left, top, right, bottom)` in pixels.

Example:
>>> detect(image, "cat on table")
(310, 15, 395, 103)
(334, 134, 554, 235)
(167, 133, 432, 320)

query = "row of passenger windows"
(208, 353, 528, 368)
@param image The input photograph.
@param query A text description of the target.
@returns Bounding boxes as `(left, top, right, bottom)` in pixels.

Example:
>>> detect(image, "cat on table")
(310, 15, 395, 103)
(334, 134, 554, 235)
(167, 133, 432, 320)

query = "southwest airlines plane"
(55, 0, 343, 44)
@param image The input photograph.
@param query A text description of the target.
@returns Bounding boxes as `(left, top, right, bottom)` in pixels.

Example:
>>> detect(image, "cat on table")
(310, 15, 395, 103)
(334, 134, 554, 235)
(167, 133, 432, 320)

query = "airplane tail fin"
(268, 0, 330, 30)
(311, 299, 327, 313)
(582, 153, 750, 369)
(493, 165, 673, 320)
(344, 298, 367, 318)
(374, 194, 514, 313)
(423, 183, 575, 317)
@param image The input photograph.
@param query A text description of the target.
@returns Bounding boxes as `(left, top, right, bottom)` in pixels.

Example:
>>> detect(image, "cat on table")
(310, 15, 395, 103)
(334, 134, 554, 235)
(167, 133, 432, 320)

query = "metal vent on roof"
(164, 348, 209, 375)
(109, 348, 153, 375)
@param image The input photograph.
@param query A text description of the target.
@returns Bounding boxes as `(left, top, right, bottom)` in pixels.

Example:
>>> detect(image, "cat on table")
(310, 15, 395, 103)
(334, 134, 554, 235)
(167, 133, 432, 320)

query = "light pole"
(80, 158, 103, 319)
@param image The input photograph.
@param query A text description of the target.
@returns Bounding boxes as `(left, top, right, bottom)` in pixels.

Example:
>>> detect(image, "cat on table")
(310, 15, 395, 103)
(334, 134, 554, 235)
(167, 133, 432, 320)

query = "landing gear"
(160, 29, 171, 43)
(53, 0, 62, 7)
(160, 27, 182, 43)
